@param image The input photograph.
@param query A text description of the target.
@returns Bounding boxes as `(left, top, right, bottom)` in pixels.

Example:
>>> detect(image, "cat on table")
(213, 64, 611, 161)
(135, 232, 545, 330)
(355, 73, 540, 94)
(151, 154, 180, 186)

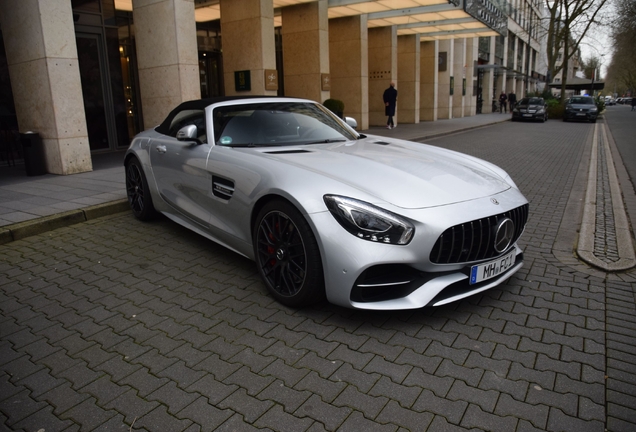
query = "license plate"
(523, 114, 532, 117)
(576, 113, 586, 116)
(470, 249, 516, 284)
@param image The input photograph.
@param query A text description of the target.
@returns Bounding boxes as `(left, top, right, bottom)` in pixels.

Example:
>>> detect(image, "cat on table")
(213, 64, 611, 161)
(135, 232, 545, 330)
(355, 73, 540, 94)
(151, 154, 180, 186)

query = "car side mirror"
(176, 124, 200, 143)
(344, 117, 358, 130)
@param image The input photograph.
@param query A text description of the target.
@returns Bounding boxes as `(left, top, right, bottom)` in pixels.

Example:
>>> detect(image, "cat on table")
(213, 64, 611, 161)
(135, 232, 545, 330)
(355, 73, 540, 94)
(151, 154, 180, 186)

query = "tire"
(125, 157, 157, 221)
(253, 200, 325, 307)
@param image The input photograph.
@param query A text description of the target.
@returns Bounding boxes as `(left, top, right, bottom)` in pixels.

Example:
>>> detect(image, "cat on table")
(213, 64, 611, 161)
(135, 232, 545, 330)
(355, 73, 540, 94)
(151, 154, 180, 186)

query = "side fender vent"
(373, 141, 390, 145)
(213, 176, 234, 200)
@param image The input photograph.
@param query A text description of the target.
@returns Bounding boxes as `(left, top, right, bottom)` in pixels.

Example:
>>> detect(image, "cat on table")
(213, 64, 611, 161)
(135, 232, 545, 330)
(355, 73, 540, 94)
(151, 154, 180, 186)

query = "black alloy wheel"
(125, 158, 157, 221)
(254, 200, 325, 307)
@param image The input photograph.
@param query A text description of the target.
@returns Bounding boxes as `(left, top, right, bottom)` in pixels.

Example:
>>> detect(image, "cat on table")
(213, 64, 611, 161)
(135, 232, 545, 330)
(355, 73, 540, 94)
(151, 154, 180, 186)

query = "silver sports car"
(125, 97, 529, 310)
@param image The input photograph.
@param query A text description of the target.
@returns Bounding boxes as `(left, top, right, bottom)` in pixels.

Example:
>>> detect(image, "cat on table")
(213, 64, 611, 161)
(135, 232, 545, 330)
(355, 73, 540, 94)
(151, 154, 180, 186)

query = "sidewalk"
(0, 113, 510, 243)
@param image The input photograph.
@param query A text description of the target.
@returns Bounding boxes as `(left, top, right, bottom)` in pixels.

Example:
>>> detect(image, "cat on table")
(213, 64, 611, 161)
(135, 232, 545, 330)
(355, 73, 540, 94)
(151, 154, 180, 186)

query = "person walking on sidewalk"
(508, 90, 517, 111)
(383, 82, 398, 129)
(631, 97, 636, 111)
(499, 91, 508, 113)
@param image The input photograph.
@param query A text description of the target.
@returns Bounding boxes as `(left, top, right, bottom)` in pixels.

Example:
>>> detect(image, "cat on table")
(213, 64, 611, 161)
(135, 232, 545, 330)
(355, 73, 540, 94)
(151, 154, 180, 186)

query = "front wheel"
(125, 157, 157, 221)
(253, 200, 325, 307)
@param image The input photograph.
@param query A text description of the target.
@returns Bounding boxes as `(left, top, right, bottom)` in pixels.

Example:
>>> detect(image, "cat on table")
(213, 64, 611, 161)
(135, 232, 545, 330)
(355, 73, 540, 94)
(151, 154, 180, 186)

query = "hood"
(517, 103, 544, 111)
(254, 136, 511, 209)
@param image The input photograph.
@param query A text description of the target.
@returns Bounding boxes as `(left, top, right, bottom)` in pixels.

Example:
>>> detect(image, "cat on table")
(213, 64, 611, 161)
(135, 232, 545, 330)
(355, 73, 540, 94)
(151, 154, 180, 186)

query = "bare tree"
(544, 0, 610, 100)
(606, 0, 636, 96)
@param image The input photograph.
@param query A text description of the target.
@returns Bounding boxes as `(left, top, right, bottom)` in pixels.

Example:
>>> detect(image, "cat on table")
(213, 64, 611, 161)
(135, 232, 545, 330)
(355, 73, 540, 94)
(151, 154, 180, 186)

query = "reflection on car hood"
(517, 104, 542, 110)
(567, 103, 595, 109)
(255, 135, 511, 209)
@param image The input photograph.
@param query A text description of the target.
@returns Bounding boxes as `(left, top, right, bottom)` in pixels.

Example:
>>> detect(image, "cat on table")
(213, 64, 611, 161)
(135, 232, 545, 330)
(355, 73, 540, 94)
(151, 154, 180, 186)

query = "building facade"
(1, 0, 534, 176)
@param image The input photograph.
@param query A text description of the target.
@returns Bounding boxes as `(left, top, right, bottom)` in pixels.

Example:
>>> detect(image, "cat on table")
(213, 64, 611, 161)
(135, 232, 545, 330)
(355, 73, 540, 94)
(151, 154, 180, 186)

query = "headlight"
(324, 195, 414, 245)
(536, 109, 545, 113)
(590, 107, 598, 112)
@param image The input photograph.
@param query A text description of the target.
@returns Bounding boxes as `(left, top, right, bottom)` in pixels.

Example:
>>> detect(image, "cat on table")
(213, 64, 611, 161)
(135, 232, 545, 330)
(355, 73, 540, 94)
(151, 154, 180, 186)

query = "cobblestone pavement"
(1, 115, 635, 431)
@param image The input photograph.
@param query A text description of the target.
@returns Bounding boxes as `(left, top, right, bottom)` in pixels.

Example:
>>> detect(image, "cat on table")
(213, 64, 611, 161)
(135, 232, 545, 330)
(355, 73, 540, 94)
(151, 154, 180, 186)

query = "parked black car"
(563, 96, 598, 123)
(511, 97, 548, 122)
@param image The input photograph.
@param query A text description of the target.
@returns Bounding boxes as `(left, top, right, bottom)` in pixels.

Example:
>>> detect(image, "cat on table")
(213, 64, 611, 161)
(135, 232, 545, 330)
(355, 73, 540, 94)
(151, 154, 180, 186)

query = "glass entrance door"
(76, 33, 112, 151)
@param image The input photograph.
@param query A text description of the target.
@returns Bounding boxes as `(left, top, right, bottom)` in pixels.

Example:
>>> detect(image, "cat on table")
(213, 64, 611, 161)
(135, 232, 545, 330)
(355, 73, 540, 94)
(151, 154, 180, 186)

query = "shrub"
(323, 99, 345, 118)
(546, 98, 564, 119)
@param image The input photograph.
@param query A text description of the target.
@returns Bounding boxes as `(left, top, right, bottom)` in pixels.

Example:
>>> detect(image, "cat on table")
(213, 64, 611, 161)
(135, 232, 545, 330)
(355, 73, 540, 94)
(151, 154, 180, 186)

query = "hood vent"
(373, 141, 390, 145)
(264, 149, 311, 154)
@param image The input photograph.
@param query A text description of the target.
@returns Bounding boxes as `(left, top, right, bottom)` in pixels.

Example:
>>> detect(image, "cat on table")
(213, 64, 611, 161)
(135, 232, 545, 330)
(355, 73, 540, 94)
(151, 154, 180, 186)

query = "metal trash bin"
(20, 131, 47, 176)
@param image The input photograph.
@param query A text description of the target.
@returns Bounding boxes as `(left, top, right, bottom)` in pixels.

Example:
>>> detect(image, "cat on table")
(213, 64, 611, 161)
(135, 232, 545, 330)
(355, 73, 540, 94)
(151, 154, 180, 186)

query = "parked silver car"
(125, 97, 529, 310)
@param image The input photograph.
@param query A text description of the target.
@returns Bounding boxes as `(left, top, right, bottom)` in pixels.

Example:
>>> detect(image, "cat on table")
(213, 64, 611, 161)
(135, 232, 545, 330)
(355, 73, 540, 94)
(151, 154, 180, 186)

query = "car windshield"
(213, 102, 358, 147)
(569, 97, 594, 105)
(519, 98, 543, 105)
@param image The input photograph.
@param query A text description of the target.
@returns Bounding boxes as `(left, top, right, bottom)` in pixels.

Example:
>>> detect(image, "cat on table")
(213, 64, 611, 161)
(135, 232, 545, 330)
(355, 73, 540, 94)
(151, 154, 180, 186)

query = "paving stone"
(193, 353, 241, 381)
(217, 388, 274, 423)
(134, 405, 192, 432)
(146, 380, 199, 415)
(363, 355, 412, 383)
(376, 400, 434, 432)
(554, 374, 604, 405)
(447, 380, 499, 413)
(333, 385, 388, 419)
(15, 368, 66, 398)
(525, 386, 577, 417)
(224, 365, 275, 396)
(335, 410, 398, 432)
(327, 344, 374, 370)
(330, 363, 381, 393)
(257, 379, 312, 413)
(176, 396, 234, 432)
(296, 351, 342, 379)
(546, 407, 604, 432)
(12, 405, 75, 432)
(117, 366, 170, 398)
(60, 397, 117, 431)
(200, 336, 245, 360)
(460, 403, 518, 431)
(295, 393, 352, 431)
(0, 389, 48, 426)
(186, 375, 238, 405)
(368, 375, 421, 408)
(411, 385, 471, 425)
(80, 375, 130, 406)
(294, 371, 347, 403)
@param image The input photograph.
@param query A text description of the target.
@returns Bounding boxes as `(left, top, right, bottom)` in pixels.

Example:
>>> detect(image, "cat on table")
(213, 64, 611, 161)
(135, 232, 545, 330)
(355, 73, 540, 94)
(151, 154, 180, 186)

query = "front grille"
(430, 204, 529, 264)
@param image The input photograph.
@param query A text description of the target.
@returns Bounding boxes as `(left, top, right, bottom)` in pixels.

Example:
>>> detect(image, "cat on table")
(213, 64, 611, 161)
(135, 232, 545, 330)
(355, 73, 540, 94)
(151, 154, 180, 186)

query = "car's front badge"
(491, 198, 499, 205)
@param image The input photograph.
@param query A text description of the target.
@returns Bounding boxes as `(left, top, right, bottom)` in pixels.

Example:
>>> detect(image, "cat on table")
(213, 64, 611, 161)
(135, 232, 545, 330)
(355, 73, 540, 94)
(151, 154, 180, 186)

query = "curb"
(0, 199, 130, 245)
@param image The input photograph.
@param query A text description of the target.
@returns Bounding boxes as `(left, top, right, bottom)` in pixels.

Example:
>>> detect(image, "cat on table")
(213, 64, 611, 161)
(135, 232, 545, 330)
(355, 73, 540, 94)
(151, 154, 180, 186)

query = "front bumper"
(564, 109, 598, 121)
(308, 188, 528, 310)
(512, 110, 545, 121)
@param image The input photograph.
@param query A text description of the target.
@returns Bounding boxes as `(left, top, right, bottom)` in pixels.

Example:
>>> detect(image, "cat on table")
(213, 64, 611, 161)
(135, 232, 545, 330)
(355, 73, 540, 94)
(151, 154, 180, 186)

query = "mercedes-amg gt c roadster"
(125, 96, 529, 310)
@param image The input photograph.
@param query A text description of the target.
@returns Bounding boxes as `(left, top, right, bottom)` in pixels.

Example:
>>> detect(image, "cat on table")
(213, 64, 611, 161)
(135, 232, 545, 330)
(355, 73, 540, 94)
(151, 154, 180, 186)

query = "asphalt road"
(604, 105, 636, 193)
(1, 113, 635, 431)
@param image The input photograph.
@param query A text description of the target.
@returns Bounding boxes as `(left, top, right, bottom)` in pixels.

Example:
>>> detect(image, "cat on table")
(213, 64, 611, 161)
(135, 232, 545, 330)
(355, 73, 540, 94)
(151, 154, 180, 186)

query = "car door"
(149, 109, 213, 229)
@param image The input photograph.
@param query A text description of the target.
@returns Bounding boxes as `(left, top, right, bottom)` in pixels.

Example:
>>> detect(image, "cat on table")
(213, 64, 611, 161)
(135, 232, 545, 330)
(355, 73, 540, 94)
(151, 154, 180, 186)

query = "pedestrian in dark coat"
(383, 82, 398, 129)
(631, 97, 636, 111)
(499, 91, 508, 113)
(508, 91, 517, 111)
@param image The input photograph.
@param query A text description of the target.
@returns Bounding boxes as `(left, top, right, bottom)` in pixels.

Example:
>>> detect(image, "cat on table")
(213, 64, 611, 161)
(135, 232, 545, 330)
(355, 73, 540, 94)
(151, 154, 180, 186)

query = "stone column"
(465, 38, 477, 116)
(452, 38, 466, 118)
(420, 41, 438, 121)
(397, 35, 420, 124)
(133, 0, 199, 129)
(368, 26, 397, 127)
(282, 0, 329, 102)
(329, 15, 368, 129)
(220, 0, 276, 97)
(0, 0, 92, 175)
(437, 39, 453, 119)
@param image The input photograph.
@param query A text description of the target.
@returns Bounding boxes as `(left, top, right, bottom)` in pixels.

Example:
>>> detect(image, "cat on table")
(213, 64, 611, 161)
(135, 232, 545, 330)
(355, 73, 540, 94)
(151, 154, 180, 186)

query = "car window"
(213, 102, 358, 147)
(569, 97, 594, 105)
(168, 109, 207, 143)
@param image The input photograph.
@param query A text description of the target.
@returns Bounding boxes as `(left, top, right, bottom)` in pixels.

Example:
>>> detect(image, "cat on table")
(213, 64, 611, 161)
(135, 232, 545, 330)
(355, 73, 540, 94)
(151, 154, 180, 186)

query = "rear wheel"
(125, 157, 157, 221)
(253, 200, 325, 307)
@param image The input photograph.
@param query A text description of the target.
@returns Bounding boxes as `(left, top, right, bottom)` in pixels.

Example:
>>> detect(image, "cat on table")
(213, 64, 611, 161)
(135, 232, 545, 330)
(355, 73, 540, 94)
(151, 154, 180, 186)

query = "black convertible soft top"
(155, 96, 281, 135)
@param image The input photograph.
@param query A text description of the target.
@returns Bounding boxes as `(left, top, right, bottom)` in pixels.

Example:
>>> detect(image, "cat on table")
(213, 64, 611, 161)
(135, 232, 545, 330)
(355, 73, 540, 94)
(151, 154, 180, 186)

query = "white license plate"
(523, 114, 532, 117)
(470, 249, 516, 284)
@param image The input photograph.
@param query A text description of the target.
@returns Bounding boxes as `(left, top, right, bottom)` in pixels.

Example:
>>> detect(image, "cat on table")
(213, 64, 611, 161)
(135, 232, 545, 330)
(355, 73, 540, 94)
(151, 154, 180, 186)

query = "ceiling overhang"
(115, 0, 506, 39)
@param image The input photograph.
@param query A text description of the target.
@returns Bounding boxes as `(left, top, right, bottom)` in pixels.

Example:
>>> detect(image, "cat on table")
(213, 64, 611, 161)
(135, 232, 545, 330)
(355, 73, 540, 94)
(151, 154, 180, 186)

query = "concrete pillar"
(282, 0, 329, 102)
(397, 35, 420, 124)
(329, 15, 368, 129)
(465, 38, 477, 116)
(133, 0, 199, 129)
(220, 0, 276, 97)
(368, 26, 397, 127)
(420, 41, 438, 121)
(482, 37, 496, 114)
(0, 0, 91, 175)
(437, 39, 453, 119)
(452, 38, 466, 118)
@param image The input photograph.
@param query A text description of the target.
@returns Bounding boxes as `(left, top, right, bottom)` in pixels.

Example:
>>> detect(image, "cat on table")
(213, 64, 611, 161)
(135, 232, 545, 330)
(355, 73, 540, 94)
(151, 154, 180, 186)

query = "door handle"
(156, 145, 167, 154)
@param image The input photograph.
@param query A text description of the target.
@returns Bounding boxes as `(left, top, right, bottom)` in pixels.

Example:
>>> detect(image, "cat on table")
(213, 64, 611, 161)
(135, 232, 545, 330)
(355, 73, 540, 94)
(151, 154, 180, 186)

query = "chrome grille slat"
(430, 204, 529, 264)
